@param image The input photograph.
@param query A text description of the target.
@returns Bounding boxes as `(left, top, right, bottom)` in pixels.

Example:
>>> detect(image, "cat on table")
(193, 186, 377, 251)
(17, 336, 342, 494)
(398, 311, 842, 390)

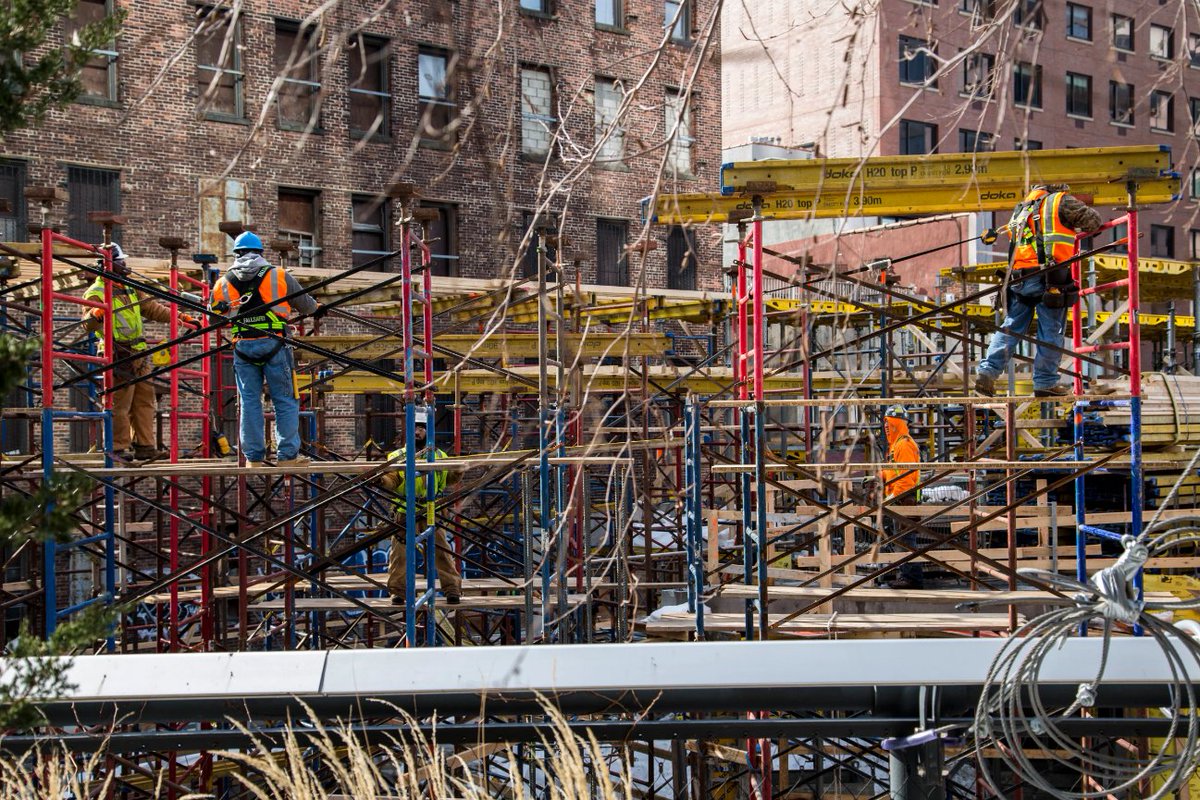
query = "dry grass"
(0, 701, 640, 799)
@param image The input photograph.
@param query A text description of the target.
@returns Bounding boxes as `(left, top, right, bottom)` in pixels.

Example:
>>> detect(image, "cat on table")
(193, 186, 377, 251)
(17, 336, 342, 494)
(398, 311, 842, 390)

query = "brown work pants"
(110, 354, 156, 452)
(386, 511, 461, 597)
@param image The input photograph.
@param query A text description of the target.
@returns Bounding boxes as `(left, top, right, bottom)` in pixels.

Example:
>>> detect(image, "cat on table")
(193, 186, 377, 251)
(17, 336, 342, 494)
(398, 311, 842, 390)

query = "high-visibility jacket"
(883, 418, 921, 499)
(210, 263, 293, 339)
(387, 447, 449, 519)
(82, 278, 171, 354)
(1010, 189, 1076, 271)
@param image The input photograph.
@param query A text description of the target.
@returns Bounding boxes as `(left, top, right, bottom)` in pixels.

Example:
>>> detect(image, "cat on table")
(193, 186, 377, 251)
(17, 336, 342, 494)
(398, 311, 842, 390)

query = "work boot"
(390, 595, 405, 605)
(133, 445, 167, 461)
(1033, 383, 1072, 398)
(973, 373, 996, 397)
(112, 449, 141, 464)
(277, 455, 311, 469)
(245, 460, 265, 468)
(444, 592, 461, 606)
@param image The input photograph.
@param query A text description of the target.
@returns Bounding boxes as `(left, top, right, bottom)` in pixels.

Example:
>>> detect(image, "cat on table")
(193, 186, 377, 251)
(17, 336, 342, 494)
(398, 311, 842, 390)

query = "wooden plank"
(645, 612, 1021, 634)
(252, 594, 589, 611)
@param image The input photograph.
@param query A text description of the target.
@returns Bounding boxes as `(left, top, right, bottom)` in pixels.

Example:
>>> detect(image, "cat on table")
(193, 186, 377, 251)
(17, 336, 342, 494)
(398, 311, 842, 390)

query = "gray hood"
(229, 253, 271, 282)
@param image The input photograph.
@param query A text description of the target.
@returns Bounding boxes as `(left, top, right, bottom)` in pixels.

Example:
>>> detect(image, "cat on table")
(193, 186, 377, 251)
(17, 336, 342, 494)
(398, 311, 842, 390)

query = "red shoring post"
(751, 212, 765, 403)
(736, 223, 749, 399)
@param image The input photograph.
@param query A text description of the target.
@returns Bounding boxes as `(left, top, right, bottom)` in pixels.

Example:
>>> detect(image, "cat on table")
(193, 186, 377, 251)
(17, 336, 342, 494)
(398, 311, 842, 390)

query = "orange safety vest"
(1010, 189, 1076, 271)
(211, 264, 293, 339)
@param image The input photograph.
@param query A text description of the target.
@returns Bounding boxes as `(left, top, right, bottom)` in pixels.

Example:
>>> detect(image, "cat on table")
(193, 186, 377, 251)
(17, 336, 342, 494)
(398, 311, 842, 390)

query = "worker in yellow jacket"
(82, 243, 199, 461)
(379, 426, 461, 605)
(880, 405, 924, 589)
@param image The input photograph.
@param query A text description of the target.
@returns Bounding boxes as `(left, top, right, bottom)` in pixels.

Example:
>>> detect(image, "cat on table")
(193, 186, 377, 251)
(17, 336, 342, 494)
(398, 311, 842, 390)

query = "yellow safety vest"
(83, 278, 146, 352)
(388, 447, 449, 523)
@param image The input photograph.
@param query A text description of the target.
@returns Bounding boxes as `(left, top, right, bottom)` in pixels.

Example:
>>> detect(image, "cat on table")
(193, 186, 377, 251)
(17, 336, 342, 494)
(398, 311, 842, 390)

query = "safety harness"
(222, 263, 289, 366)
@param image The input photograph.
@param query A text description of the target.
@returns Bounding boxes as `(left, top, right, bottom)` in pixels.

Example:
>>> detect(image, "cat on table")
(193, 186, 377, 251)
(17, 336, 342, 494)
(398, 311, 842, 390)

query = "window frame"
(1065, 3, 1091, 41)
(350, 195, 389, 268)
(1013, 0, 1043, 30)
(520, 211, 559, 278)
(899, 119, 938, 155)
(347, 35, 392, 141)
(1150, 23, 1174, 60)
(1149, 224, 1175, 259)
(664, 87, 695, 177)
(1065, 72, 1092, 118)
(1012, 61, 1043, 109)
(277, 187, 322, 268)
(1014, 137, 1043, 150)
(519, 0, 552, 16)
(1109, 81, 1135, 126)
(1190, 33, 1200, 69)
(666, 225, 698, 291)
(0, 160, 27, 243)
(519, 65, 557, 160)
(71, 0, 119, 105)
(898, 35, 937, 88)
(594, 77, 627, 169)
(1189, 167, 1200, 200)
(960, 51, 994, 98)
(1190, 97, 1200, 137)
(1150, 90, 1175, 133)
(274, 19, 322, 132)
(1111, 14, 1134, 52)
(958, 128, 995, 152)
(421, 201, 459, 277)
(959, 0, 995, 22)
(665, 0, 691, 44)
(595, 0, 624, 31)
(595, 218, 630, 286)
(1191, 229, 1200, 261)
(417, 45, 456, 148)
(195, 5, 245, 122)
(66, 165, 121, 245)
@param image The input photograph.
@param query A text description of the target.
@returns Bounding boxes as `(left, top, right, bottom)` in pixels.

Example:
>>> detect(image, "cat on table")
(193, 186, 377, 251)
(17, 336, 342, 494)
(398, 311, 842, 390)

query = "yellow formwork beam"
(295, 332, 673, 361)
(720, 145, 1173, 195)
(648, 177, 1180, 225)
(946, 254, 1198, 303)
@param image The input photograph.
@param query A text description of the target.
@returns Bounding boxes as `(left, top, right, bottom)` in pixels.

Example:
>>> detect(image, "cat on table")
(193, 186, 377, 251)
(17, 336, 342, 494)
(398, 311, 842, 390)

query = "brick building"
(723, 0, 1200, 294)
(0, 0, 722, 290)
(0, 0, 724, 456)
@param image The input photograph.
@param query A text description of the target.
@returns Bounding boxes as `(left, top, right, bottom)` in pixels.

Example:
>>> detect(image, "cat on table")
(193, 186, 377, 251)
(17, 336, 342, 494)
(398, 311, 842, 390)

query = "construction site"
(1, 1, 1200, 799)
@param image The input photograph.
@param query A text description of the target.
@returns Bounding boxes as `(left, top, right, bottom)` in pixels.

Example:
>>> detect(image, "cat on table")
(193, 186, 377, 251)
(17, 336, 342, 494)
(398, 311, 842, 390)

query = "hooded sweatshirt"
(882, 416, 920, 499)
(213, 253, 318, 319)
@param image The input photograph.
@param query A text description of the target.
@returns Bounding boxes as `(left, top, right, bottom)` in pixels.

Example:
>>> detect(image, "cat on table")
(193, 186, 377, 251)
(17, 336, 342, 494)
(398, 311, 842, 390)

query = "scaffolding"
(1, 145, 1196, 798)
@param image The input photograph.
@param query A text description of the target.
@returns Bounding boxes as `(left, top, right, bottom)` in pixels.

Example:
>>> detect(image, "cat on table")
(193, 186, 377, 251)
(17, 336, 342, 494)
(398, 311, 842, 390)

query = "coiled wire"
(973, 519, 1200, 799)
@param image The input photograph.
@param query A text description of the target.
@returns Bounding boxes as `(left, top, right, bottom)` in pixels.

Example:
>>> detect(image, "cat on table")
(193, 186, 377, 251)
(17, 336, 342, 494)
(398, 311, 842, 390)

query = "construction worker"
(82, 243, 200, 461)
(379, 426, 461, 605)
(879, 405, 924, 590)
(209, 231, 322, 468)
(975, 183, 1102, 398)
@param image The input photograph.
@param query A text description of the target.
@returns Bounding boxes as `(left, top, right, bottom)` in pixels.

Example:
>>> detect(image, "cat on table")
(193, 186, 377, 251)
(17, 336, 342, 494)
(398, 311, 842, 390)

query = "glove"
(179, 313, 201, 331)
(312, 303, 329, 321)
(84, 307, 105, 333)
(210, 300, 231, 315)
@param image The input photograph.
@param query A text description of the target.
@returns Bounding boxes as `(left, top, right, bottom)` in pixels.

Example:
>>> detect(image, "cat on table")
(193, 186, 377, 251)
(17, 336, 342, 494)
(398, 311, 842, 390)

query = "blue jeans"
(233, 338, 300, 461)
(978, 274, 1068, 390)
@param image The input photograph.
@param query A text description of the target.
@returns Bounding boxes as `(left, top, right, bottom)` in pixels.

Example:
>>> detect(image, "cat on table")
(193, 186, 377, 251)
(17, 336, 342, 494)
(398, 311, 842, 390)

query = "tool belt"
(233, 335, 287, 367)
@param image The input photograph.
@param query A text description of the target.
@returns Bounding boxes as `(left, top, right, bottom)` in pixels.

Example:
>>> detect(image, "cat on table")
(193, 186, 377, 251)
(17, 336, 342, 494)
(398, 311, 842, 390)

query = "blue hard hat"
(232, 231, 263, 253)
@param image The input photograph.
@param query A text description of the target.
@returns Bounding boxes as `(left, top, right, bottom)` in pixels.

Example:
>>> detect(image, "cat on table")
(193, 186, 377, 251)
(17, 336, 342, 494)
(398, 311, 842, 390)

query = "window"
(520, 66, 555, 158)
(199, 178, 249, 259)
(1191, 98, 1200, 136)
(195, 7, 243, 120)
(351, 196, 388, 268)
(1066, 72, 1092, 117)
(0, 161, 25, 242)
(899, 120, 937, 154)
(1190, 34, 1200, 68)
(596, 0, 622, 28)
(1150, 91, 1175, 132)
(274, 20, 321, 131)
(1150, 24, 1174, 59)
(422, 202, 458, 277)
(520, 0, 549, 12)
(958, 129, 994, 152)
(665, 88, 694, 176)
(1112, 14, 1133, 51)
(665, 0, 690, 43)
(1189, 168, 1200, 200)
(1013, 0, 1042, 29)
(520, 212, 558, 277)
(418, 47, 455, 146)
(348, 36, 391, 139)
(899, 36, 936, 87)
(960, 0, 995, 21)
(1150, 224, 1175, 258)
(961, 52, 994, 97)
(1192, 229, 1200, 260)
(666, 226, 697, 291)
(1014, 137, 1042, 150)
(1109, 81, 1134, 125)
(277, 189, 321, 268)
(66, 166, 120, 245)
(596, 219, 628, 286)
(1110, 222, 1128, 255)
(1066, 3, 1091, 40)
(595, 78, 626, 167)
(1013, 62, 1042, 108)
(69, 0, 118, 102)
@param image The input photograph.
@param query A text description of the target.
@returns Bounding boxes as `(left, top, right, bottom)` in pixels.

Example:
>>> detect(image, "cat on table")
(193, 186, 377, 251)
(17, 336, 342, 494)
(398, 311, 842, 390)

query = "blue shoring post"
(41, 407, 56, 636)
(684, 397, 705, 639)
(538, 403, 553, 640)
(740, 408, 753, 639)
(753, 404, 768, 640)
(553, 405, 568, 642)
(306, 413, 320, 648)
(424, 401, 437, 647)
(102, 409, 116, 652)
(403, 400, 418, 645)
(684, 398, 698, 614)
(1074, 397, 1088, 636)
